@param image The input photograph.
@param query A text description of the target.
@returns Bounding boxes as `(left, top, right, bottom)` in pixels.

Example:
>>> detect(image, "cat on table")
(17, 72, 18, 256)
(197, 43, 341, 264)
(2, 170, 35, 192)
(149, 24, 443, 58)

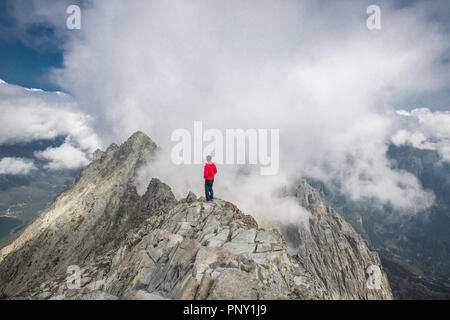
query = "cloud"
(1, 0, 75, 51)
(392, 108, 450, 162)
(0, 79, 102, 169)
(0, 157, 36, 175)
(8, 1, 450, 219)
(135, 149, 311, 226)
(34, 137, 90, 170)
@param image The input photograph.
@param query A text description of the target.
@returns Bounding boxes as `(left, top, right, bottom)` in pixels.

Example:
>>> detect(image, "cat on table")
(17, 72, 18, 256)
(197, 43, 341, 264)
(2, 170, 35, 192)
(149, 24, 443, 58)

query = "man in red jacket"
(204, 155, 217, 201)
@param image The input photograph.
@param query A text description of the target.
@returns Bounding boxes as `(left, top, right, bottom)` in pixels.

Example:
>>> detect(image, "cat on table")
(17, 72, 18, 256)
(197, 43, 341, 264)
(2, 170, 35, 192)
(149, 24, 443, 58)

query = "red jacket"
(204, 162, 217, 180)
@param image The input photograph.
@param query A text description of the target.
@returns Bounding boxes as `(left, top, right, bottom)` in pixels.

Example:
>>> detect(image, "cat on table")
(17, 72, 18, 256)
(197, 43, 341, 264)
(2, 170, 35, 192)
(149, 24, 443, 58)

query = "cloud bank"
(0, 79, 101, 170)
(6, 1, 450, 221)
(0, 157, 36, 175)
(392, 108, 450, 162)
(34, 137, 91, 170)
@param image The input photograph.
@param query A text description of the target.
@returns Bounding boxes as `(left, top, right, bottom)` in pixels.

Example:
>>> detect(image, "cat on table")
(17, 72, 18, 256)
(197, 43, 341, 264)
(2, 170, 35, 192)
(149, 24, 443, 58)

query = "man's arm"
(204, 165, 207, 179)
(214, 164, 217, 174)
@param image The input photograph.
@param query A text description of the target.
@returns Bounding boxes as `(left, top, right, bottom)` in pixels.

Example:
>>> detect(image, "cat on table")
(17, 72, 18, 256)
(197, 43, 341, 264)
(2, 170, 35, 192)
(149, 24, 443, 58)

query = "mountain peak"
(124, 131, 155, 147)
(75, 132, 157, 186)
(0, 133, 393, 300)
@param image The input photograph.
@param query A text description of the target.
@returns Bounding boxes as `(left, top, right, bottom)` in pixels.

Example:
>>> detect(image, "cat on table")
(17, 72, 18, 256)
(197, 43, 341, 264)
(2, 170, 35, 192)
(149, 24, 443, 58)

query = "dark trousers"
(205, 179, 214, 200)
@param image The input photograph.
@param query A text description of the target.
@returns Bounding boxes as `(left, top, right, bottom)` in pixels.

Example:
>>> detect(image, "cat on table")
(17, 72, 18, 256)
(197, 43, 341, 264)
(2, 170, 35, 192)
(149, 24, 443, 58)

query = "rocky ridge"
(0, 132, 393, 300)
(282, 181, 393, 299)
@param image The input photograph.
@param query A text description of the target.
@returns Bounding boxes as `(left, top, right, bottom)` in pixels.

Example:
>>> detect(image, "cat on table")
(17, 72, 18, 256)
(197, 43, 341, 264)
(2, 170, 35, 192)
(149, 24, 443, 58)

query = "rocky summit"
(0, 132, 393, 300)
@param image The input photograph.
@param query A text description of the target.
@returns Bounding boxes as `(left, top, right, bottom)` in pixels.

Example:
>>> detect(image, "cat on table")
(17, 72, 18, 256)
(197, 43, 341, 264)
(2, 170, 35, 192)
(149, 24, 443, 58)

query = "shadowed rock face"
(281, 180, 393, 300)
(0, 132, 393, 300)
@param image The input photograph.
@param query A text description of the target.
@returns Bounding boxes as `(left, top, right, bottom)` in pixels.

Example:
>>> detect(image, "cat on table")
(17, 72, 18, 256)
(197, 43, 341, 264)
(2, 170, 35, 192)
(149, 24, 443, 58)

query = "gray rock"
(80, 277, 92, 288)
(177, 275, 198, 300)
(133, 290, 170, 300)
(207, 269, 258, 300)
(93, 149, 105, 161)
(0, 132, 393, 301)
(282, 179, 394, 300)
(78, 290, 118, 300)
(36, 291, 52, 300)
(193, 247, 234, 281)
(223, 242, 256, 256)
(205, 229, 230, 247)
(185, 192, 197, 203)
(195, 272, 213, 300)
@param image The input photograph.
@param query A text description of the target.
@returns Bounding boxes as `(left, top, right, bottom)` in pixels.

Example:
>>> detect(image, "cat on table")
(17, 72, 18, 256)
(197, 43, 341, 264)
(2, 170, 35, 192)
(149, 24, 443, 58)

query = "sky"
(0, 0, 449, 223)
(0, 0, 64, 91)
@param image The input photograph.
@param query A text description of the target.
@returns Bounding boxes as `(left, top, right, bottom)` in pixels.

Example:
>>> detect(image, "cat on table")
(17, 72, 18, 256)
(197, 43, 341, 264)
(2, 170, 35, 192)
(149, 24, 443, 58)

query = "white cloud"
(0, 157, 36, 175)
(0, 79, 102, 169)
(34, 138, 90, 170)
(49, 0, 450, 216)
(392, 108, 450, 162)
(4, 1, 448, 219)
(2, 0, 74, 50)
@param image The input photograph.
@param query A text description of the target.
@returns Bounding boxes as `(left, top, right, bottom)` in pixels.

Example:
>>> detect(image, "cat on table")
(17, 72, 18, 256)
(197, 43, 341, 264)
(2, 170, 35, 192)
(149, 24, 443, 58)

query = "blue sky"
(0, 40, 63, 92)
(0, 0, 75, 91)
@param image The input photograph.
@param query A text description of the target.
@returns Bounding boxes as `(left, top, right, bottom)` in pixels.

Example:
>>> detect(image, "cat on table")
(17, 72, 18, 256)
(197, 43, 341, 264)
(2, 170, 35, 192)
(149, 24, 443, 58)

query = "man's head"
(206, 155, 212, 162)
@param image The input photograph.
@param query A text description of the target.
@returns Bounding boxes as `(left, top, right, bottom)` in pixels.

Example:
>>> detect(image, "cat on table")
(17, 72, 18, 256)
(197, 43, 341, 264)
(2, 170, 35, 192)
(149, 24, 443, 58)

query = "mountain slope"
(0, 132, 159, 296)
(0, 132, 393, 300)
(0, 137, 79, 246)
(281, 181, 393, 300)
(302, 145, 450, 299)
